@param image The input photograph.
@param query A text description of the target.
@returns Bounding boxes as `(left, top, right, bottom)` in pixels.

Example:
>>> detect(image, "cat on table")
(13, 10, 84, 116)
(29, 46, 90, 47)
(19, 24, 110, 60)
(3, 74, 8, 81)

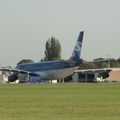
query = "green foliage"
(81, 58, 120, 69)
(110, 59, 120, 68)
(17, 59, 34, 65)
(93, 58, 108, 68)
(44, 37, 61, 61)
(94, 61, 108, 68)
(118, 58, 120, 64)
(79, 62, 96, 69)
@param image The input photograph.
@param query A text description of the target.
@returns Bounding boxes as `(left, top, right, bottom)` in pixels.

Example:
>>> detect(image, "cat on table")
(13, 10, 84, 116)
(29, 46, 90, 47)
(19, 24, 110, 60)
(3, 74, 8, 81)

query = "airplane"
(0, 31, 84, 83)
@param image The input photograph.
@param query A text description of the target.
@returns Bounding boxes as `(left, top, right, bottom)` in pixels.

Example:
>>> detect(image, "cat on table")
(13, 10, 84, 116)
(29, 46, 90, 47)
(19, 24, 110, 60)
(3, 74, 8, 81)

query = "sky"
(0, 0, 120, 67)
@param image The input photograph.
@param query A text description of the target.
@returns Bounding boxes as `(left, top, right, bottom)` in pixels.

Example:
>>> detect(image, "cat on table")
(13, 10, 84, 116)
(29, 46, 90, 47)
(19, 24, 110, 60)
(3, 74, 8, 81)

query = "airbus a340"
(0, 31, 84, 83)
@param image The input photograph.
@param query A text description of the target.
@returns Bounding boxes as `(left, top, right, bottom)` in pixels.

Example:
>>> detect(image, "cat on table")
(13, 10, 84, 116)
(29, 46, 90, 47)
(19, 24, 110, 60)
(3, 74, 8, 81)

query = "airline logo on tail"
(70, 31, 84, 61)
(75, 41, 82, 51)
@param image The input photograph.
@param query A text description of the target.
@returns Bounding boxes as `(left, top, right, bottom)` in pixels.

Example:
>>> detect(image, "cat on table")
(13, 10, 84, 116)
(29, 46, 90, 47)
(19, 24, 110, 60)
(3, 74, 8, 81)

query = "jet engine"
(98, 71, 110, 79)
(8, 74, 18, 82)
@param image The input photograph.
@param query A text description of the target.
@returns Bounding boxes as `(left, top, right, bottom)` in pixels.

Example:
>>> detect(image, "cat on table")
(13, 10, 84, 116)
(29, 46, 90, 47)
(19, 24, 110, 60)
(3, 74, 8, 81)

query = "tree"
(110, 59, 119, 68)
(117, 58, 120, 64)
(17, 59, 34, 65)
(117, 58, 120, 67)
(94, 58, 111, 68)
(94, 61, 108, 68)
(79, 62, 96, 69)
(44, 37, 61, 61)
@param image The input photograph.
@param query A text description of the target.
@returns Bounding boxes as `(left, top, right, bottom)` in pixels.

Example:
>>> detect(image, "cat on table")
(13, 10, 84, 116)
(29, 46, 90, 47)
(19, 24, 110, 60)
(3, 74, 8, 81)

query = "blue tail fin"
(69, 31, 84, 61)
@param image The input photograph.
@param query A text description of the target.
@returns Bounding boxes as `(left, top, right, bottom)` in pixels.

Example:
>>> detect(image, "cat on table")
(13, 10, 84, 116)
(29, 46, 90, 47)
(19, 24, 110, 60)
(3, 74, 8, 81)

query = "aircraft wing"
(74, 68, 112, 73)
(0, 68, 39, 76)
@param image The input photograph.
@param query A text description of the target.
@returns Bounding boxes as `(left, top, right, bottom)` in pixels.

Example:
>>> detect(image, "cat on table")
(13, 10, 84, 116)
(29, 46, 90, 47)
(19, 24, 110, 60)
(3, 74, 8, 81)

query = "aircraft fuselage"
(16, 60, 82, 80)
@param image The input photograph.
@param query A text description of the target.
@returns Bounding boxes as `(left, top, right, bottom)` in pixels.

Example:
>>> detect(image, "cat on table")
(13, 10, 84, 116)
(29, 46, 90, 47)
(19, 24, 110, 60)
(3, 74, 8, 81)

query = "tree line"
(79, 58, 120, 69)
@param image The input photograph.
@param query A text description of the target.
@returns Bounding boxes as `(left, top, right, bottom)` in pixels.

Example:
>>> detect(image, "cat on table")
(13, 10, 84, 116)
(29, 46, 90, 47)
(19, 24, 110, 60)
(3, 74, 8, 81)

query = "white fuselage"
(36, 66, 79, 80)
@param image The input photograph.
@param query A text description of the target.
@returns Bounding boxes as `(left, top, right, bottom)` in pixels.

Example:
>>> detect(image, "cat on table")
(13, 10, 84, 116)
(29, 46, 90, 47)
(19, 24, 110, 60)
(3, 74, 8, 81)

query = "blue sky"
(0, 0, 120, 66)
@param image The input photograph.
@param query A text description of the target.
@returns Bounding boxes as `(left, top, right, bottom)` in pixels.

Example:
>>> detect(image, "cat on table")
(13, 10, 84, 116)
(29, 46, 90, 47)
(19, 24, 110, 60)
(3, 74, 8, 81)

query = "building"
(105, 68, 120, 82)
(0, 73, 8, 83)
(72, 68, 120, 83)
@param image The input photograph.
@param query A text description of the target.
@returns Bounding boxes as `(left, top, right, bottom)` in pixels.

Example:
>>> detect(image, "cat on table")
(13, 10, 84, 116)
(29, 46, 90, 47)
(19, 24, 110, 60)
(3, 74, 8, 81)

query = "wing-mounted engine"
(8, 74, 18, 82)
(8, 74, 41, 83)
(98, 70, 111, 79)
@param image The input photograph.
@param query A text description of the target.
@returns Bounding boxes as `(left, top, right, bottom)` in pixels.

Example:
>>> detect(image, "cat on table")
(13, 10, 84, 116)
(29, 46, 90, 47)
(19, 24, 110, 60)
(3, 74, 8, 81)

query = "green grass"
(0, 83, 120, 120)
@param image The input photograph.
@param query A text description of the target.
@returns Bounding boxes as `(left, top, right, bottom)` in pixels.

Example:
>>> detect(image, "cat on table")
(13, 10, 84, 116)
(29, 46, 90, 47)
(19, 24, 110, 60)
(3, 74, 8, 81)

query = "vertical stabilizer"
(69, 31, 84, 61)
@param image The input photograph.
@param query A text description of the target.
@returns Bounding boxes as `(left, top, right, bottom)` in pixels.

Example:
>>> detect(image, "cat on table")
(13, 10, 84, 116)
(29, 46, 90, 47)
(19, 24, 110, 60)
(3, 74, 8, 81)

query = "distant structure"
(0, 71, 8, 83)
(106, 68, 120, 81)
(72, 68, 120, 82)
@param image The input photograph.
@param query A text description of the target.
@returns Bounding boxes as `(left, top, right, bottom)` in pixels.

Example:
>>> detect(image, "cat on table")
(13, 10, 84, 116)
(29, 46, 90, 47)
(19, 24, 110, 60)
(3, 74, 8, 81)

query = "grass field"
(0, 83, 120, 120)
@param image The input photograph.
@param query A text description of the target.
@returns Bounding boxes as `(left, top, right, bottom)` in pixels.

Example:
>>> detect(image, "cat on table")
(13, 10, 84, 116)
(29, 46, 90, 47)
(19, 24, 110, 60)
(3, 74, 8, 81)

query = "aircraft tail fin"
(69, 31, 84, 61)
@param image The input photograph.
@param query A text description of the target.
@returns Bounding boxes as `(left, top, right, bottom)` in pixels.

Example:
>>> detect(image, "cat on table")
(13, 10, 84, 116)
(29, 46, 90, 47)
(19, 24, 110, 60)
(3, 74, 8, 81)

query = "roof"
(74, 68, 112, 73)
(74, 68, 120, 73)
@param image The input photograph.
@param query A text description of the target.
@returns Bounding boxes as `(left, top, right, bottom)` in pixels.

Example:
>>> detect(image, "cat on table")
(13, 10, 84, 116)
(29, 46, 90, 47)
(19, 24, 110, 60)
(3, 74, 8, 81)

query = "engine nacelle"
(8, 74, 18, 82)
(98, 71, 109, 79)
